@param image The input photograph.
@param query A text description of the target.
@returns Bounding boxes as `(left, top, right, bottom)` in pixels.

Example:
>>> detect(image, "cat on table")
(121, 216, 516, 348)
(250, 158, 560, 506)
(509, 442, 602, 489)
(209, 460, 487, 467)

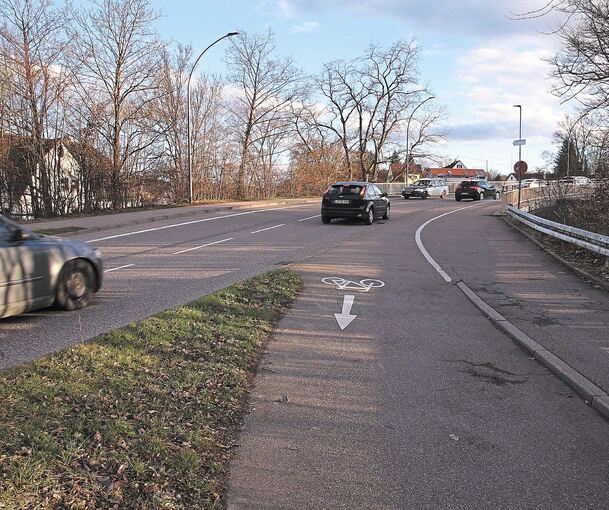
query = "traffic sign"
(513, 139, 526, 146)
(514, 160, 528, 176)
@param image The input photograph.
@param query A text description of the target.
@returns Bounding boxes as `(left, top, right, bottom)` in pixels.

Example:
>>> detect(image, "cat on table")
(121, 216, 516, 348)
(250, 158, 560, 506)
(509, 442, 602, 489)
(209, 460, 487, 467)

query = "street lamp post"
(513, 104, 522, 208)
(405, 96, 434, 185)
(186, 32, 239, 203)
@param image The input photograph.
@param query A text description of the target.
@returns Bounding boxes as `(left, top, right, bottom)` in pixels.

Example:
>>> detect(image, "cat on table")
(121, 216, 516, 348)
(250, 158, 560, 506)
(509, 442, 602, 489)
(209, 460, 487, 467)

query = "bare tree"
(0, 0, 71, 216)
(314, 40, 434, 182)
(518, 1, 609, 117)
(69, 0, 163, 209)
(226, 30, 303, 199)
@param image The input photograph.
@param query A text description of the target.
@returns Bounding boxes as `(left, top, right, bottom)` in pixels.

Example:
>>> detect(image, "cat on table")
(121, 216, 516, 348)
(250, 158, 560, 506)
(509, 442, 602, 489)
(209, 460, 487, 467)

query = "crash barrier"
(506, 205, 609, 258)
(501, 184, 595, 213)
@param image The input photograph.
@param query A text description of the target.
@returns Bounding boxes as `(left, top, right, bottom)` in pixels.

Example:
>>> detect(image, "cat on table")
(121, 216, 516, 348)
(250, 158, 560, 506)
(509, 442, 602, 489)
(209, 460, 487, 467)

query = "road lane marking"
(415, 204, 479, 283)
(251, 224, 285, 234)
(173, 238, 234, 255)
(298, 214, 321, 222)
(104, 264, 134, 273)
(88, 205, 315, 243)
(335, 294, 357, 330)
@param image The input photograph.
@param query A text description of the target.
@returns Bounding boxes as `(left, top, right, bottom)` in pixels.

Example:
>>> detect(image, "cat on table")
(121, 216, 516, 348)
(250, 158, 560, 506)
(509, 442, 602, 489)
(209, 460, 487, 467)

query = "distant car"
(0, 215, 103, 319)
(321, 182, 390, 225)
(401, 178, 449, 199)
(559, 176, 592, 186)
(455, 180, 500, 201)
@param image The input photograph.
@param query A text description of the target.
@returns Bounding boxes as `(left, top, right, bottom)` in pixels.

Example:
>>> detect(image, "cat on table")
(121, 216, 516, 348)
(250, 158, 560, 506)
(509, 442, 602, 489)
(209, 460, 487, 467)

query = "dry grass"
(0, 270, 301, 509)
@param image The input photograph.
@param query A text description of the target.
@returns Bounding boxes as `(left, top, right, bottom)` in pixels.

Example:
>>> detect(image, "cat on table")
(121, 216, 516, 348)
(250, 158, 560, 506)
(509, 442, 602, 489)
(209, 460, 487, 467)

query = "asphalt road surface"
(1, 198, 447, 369)
(227, 198, 609, 509)
(2, 196, 609, 509)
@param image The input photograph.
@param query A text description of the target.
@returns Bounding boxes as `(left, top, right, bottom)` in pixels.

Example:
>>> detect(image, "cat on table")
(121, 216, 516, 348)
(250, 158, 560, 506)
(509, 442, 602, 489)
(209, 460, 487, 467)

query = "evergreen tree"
(553, 138, 583, 177)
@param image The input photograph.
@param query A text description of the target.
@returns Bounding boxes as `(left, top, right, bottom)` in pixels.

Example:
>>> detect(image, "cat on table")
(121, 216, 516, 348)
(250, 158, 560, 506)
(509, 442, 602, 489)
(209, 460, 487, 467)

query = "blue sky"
(151, 0, 568, 175)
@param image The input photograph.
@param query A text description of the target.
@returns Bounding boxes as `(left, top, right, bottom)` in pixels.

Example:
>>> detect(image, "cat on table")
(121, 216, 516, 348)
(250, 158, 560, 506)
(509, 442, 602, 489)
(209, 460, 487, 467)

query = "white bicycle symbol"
(321, 277, 385, 293)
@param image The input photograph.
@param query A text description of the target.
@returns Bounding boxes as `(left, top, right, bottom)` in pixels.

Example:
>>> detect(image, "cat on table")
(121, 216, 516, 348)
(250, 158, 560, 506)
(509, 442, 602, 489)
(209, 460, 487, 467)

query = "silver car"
(401, 178, 449, 199)
(0, 215, 103, 319)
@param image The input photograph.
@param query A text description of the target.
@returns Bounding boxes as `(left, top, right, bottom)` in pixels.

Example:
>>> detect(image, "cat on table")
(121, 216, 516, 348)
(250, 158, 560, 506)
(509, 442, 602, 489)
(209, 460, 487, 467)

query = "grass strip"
(33, 226, 87, 236)
(0, 269, 301, 509)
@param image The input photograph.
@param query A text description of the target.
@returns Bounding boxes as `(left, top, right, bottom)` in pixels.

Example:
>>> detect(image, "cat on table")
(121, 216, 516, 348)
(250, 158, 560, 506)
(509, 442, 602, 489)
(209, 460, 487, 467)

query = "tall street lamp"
(513, 104, 523, 209)
(405, 96, 434, 185)
(187, 32, 239, 203)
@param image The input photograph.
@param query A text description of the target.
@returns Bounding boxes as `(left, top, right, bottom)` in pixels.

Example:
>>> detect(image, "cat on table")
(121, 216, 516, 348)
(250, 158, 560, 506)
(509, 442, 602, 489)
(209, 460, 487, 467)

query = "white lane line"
(88, 204, 315, 243)
(415, 204, 479, 283)
(104, 264, 134, 273)
(298, 214, 321, 222)
(173, 237, 233, 255)
(251, 224, 285, 234)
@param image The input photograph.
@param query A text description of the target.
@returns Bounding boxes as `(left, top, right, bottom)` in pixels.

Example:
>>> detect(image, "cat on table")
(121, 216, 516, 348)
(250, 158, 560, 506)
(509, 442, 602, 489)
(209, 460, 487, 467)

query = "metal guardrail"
(506, 205, 609, 257)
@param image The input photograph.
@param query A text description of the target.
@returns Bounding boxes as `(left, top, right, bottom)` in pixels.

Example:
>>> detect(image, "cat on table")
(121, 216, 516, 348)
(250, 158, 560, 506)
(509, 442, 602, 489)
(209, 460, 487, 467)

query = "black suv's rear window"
(460, 181, 479, 187)
(328, 185, 364, 195)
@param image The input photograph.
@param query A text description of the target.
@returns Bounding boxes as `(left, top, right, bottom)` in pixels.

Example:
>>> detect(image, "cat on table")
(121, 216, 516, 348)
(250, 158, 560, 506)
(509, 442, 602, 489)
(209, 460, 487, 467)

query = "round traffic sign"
(514, 160, 528, 176)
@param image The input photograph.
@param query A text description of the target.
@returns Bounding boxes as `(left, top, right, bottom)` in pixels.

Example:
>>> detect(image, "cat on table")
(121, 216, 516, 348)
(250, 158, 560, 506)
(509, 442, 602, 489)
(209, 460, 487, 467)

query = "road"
(1, 198, 445, 369)
(2, 196, 609, 508)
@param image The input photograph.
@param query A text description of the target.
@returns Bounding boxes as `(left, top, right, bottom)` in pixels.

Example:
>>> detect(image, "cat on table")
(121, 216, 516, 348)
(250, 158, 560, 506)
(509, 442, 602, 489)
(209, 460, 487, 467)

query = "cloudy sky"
(151, 0, 569, 174)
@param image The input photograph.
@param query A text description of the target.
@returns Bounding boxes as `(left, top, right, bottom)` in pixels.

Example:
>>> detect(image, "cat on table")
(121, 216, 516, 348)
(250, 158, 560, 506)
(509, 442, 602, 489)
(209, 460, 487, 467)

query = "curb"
(501, 215, 609, 293)
(455, 280, 609, 422)
(34, 199, 320, 237)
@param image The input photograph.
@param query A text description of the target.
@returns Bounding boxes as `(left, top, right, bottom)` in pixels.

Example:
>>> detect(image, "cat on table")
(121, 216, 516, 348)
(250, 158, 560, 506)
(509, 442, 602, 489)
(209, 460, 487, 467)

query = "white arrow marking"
(335, 294, 357, 330)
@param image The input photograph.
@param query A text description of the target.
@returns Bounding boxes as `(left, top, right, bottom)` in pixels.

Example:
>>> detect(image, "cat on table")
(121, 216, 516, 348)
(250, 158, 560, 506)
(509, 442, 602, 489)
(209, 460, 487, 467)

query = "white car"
(401, 179, 449, 199)
(559, 176, 592, 186)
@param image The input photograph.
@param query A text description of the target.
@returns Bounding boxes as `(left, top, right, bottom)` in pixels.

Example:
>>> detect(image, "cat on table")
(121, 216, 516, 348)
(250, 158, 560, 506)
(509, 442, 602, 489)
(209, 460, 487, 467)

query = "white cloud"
(277, 0, 298, 18)
(448, 35, 561, 142)
(291, 21, 320, 33)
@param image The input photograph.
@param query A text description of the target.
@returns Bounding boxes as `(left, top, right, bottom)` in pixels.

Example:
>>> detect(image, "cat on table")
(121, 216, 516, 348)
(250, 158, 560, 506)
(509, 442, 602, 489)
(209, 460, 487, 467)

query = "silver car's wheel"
(440, 190, 447, 199)
(56, 260, 94, 311)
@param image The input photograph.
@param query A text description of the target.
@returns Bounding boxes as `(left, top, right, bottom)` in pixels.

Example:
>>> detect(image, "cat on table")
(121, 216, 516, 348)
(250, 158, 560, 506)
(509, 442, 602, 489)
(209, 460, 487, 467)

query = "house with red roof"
(425, 160, 487, 181)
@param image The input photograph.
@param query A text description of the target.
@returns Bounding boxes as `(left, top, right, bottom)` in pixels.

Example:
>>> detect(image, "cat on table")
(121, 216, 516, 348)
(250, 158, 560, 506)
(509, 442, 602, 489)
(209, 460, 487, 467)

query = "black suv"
(321, 182, 390, 224)
(455, 180, 500, 201)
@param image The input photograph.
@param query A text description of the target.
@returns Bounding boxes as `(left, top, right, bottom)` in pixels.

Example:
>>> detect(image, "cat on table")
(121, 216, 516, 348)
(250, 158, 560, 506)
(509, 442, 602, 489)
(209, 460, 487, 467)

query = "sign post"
(514, 160, 528, 209)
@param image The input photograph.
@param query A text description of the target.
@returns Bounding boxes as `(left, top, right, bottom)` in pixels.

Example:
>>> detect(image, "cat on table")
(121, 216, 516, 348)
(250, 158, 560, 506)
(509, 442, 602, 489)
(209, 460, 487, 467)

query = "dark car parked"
(455, 180, 500, 201)
(321, 182, 390, 225)
(0, 214, 103, 319)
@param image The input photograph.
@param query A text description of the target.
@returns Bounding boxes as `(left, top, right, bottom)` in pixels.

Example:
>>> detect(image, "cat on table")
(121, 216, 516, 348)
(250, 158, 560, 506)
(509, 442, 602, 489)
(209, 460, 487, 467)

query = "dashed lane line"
(251, 224, 286, 234)
(88, 205, 316, 243)
(173, 238, 234, 255)
(104, 264, 135, 273)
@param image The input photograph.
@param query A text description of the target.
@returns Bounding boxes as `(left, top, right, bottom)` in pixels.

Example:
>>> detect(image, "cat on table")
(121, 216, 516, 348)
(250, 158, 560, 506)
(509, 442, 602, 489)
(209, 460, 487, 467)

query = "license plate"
(461, 193, 470, 196)
(334, 199, 350, 204)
